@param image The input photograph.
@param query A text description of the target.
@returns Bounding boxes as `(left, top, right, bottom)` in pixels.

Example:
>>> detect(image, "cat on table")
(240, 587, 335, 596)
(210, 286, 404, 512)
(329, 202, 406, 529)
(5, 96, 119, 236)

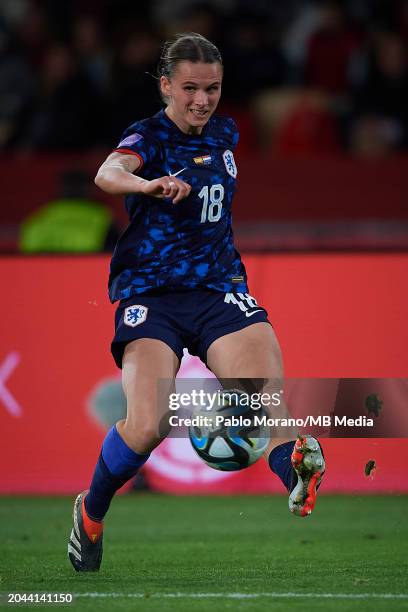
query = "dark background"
(1, 0, 407, 251)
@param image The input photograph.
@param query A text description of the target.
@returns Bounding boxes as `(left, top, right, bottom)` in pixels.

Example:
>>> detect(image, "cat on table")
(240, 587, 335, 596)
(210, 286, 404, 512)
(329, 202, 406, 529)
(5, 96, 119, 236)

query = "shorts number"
(224, 293, 258, 311)
(199, 184, 224, 223)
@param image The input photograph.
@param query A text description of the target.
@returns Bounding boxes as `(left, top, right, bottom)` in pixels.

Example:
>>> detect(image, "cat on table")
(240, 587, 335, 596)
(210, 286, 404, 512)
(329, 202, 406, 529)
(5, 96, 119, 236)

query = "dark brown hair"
(157, 32, 223, 80)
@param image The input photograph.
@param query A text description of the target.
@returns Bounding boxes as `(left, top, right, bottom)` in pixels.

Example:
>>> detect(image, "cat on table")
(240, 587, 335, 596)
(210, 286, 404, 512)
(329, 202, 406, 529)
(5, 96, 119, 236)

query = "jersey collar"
(157, 108, 211, 140)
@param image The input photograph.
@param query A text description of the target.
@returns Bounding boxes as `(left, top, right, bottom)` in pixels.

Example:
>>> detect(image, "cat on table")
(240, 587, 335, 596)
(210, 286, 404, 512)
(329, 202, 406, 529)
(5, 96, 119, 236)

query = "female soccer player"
(68, 33, 325, 572)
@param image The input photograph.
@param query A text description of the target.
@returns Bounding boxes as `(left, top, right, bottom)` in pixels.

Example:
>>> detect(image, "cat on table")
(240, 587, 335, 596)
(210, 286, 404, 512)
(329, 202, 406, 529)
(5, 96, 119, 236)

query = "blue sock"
(84, 425, 150, 521)
(268, 441, 296, 492)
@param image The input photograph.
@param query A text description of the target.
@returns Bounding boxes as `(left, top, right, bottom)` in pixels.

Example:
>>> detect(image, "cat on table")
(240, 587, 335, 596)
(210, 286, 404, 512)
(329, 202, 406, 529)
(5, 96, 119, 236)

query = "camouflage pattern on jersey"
(109, 109, 248, 302)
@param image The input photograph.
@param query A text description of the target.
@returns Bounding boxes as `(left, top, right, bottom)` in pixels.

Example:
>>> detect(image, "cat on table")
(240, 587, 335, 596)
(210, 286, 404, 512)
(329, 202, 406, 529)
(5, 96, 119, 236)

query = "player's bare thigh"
(206, 322, 283, 379)
(206, 322, 295, 446)
(116, 338, 180, 454)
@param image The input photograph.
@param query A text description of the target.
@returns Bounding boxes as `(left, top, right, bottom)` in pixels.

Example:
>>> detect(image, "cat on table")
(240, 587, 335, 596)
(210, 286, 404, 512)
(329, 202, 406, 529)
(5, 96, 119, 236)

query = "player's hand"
(140, 176, 191, 204)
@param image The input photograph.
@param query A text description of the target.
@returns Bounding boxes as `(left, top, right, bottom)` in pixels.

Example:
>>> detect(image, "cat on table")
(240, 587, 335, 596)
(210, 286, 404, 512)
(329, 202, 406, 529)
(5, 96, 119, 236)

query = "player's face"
(161, 61, 223, 135)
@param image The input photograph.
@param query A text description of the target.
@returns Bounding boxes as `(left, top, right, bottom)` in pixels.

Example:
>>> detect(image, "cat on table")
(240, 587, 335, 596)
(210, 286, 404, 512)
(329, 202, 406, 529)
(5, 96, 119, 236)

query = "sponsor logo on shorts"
(245, 309, 263, 317)
(223, 149, 237, 178)
(124, 305, 148, 327)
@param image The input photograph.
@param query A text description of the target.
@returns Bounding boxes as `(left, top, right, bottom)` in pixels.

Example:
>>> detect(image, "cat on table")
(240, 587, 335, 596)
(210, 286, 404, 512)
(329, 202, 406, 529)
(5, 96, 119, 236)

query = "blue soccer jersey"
(108, 109, 248, 302)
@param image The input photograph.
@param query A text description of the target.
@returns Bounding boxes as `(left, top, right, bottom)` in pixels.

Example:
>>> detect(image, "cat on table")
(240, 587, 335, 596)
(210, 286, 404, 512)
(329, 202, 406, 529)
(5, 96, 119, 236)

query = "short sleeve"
(113, 125, 159, 171)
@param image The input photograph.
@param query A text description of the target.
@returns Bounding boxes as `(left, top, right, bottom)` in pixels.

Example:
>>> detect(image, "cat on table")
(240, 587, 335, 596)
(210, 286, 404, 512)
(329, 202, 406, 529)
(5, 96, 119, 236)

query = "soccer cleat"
(289, 435, 325, 517)
(68, 491, 103, 572)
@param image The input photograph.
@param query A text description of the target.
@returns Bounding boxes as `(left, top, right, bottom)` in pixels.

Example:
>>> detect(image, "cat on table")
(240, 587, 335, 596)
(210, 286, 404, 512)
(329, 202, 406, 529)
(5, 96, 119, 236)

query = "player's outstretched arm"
(95, 152, 191, 203)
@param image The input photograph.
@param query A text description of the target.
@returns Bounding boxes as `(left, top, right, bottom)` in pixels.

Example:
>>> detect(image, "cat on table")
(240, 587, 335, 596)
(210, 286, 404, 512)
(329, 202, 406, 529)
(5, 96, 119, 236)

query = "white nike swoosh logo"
(245, 309, 263, 317)
(169, 167, 187, 177)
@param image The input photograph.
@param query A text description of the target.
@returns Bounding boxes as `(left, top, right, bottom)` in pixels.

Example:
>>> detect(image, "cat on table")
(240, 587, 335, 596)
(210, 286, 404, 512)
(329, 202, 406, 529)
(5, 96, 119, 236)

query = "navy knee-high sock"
(268, 441, 296, 492)
(84, 425, 150, 521)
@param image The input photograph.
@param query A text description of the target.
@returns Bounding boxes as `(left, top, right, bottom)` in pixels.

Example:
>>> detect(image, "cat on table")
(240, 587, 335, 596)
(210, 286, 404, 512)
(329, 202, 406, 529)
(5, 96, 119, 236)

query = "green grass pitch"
(0, 494, 407, 611)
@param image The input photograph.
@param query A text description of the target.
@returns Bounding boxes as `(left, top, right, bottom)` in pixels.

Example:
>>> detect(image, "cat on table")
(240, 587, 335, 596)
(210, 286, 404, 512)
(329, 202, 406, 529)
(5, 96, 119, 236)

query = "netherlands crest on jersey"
(124, 305, 148, 327)
(223, 149, 237, 178)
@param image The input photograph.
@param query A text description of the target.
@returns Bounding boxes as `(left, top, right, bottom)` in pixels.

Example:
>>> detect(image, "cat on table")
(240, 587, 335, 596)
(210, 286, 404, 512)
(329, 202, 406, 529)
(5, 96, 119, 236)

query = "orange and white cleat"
(68, 491, 104, 572)
(289, 435, 325, 517)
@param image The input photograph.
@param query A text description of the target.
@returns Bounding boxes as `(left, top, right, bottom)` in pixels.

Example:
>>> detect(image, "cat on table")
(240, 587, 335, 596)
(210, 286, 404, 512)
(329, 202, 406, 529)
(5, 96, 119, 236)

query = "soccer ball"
(188, 389, 270, 471)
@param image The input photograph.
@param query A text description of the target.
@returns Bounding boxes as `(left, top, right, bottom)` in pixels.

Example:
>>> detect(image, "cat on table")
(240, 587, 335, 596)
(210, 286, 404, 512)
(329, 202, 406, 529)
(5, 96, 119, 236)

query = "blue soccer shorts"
(111, 288, 270, 368)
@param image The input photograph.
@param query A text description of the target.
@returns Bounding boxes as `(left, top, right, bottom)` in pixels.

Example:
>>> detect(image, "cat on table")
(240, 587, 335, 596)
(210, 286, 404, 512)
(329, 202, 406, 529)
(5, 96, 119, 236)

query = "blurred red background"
(1, 254, 407, 494)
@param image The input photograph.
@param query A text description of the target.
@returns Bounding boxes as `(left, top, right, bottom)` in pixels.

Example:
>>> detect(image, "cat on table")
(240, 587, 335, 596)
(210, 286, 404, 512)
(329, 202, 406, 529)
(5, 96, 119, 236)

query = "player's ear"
(160, 76, 171, 99)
